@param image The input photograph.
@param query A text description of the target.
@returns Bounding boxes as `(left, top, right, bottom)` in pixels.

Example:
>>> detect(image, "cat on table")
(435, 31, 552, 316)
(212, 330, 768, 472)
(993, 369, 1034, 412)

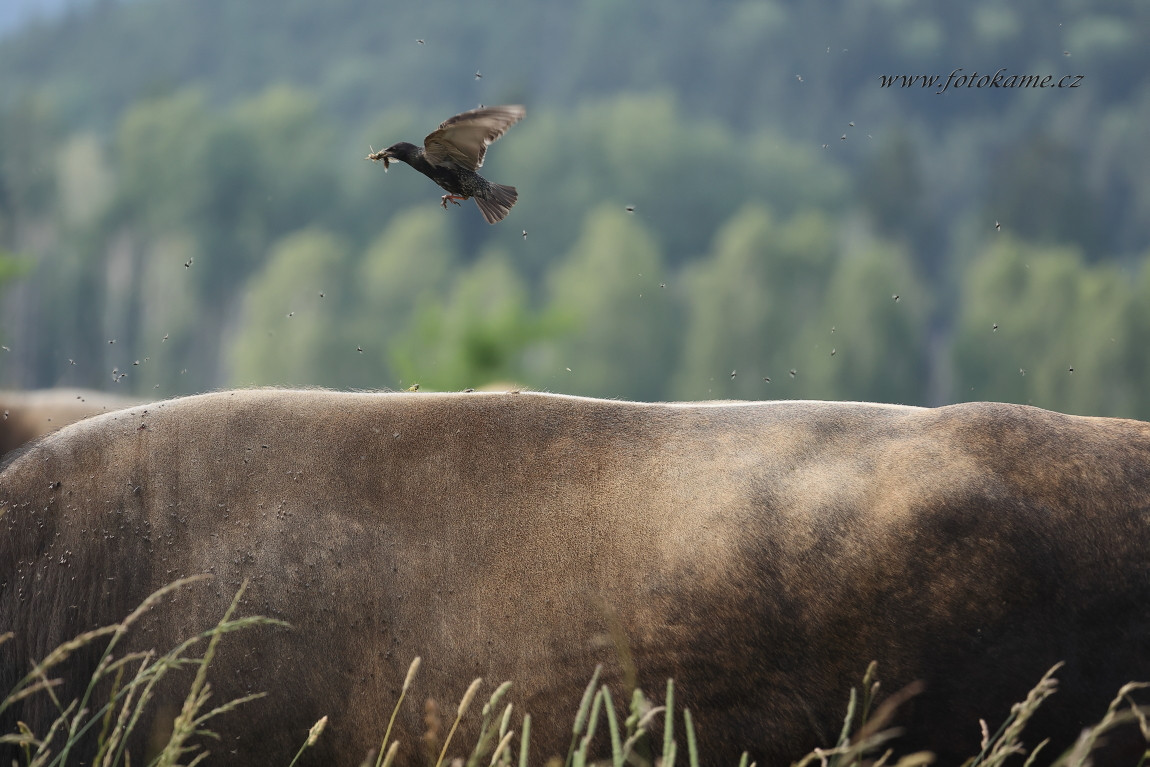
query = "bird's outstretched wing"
(423, 105, 525, 170)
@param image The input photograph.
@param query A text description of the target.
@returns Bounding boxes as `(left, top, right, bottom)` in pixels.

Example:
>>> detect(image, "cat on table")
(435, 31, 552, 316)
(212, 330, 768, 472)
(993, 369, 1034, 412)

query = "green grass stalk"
(435, 677, 482, 767)
(376, 656, 422, 767)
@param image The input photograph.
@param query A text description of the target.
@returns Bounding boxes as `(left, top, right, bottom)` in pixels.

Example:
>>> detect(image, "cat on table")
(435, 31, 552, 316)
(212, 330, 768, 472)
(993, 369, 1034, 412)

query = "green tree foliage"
(987, 134, 1100, 254)
(673, 207, 933, 405)
(0, 248, 31, 372)
(545, 205, 674, 400)
(391, 249, 554, 391)
(0, 96, 58, 228)
(952, 237, 1141, 416)
(232, 86, 340, 240)
(55, 133, 114, 229)
(857, 132, 924, 244)
(800, 242, 930, 405)
(500, 93, 846, 275)
(672, 205, 834, 400)
(351, 208, 457, 389)
(227, 229, 349, 387)
(114, 90, 218, 236)
(1084, 85, 1150, 258)
(130, 234, 202, 395)
(1129, 261, 1150, 419)
(114, 87, 345, 298)
(1, 1, 1149, 415)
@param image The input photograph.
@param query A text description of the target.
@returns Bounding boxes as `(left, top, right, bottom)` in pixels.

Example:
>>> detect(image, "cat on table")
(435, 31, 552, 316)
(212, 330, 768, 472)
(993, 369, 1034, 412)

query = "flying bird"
(367, 105, 525, 224)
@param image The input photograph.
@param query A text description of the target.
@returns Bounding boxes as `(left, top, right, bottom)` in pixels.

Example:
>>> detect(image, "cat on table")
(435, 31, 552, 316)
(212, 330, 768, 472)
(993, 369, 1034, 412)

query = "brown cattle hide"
(2, 389, 1149, 765)
(0, 388, 139, 456)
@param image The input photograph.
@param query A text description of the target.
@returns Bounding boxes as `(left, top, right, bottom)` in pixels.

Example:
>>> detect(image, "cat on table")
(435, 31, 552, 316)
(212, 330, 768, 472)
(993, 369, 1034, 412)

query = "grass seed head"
(404, 657, 422, 693)
(307, 715, 328, 747)
(459, 678, 483, 719)
(380, 740, 400, 767)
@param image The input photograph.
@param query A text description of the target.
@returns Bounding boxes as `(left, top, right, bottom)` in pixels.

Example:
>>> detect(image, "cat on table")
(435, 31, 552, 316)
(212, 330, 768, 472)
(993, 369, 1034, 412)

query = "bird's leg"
(440, 194, 466, 209)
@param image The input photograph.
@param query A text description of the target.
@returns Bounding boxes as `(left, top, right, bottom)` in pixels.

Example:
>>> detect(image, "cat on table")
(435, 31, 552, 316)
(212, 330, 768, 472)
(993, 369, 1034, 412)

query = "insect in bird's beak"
(366, 146, 390, 171)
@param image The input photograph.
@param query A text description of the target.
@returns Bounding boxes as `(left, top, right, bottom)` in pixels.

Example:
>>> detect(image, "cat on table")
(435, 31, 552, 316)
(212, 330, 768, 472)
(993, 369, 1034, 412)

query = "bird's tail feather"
(475, 184, 518, 224)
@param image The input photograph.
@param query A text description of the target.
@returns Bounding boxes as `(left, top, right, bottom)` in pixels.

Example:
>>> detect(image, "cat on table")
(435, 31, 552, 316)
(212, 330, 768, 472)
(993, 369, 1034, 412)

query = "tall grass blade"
(835, 686, 859, 749)
(499, 704, 513, 741)
(518, 714, 531, 767)
(95, 652, 153, 767)
(683, 709, 698, 767)
(601, 686, 623, 767)
(565, 665, 602, 767)
(377, 657, 422, 767)
(287, 716, 329, 767)
(380, 740, 401, 767)
(152, 580, 258, 767)
(859, 661, 879, 725)
(435, 677, 482, 767)
(585, 689, 603, 748)
(467, 681, 513, 767)
(490, 729, 515, 767)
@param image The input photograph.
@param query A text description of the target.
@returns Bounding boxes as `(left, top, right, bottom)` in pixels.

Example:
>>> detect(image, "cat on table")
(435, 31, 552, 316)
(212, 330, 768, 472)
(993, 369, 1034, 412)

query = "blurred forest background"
(1, 0, 1149, 414)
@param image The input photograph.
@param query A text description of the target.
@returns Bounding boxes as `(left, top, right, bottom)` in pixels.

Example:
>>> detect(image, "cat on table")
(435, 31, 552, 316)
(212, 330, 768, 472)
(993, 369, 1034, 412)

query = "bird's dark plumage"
(367, 105, 525, 224)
